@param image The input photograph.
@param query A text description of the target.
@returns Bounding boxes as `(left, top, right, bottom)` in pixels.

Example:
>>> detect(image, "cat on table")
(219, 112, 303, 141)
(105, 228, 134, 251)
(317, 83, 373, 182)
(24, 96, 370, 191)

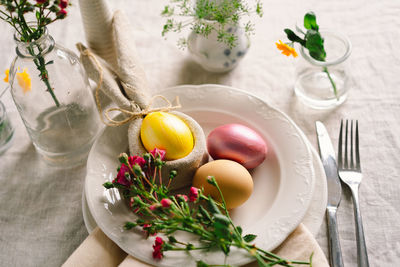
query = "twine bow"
(104, 94, 181, 126)
(79, 45, 181, 127)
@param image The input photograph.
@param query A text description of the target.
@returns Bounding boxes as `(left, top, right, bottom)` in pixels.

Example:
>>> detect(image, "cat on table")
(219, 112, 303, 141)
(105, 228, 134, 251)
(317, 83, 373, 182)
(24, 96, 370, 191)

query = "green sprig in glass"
(281, 12, 338, 99)
(103, 149, 313, 267)
(0, 0, 70, 107)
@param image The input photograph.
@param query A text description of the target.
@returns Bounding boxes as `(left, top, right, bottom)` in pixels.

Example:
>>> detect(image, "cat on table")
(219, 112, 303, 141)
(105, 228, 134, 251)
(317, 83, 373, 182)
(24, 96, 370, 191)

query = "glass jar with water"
(294, 31, 352, 109)
(8, 27, 100, 167)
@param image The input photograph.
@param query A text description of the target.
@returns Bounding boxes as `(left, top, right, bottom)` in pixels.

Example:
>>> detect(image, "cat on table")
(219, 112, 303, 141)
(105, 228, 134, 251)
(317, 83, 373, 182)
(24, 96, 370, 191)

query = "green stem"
(212, 181, 242, 239)
(168, 246, 211, 251)
(28, 45, 60, 107)
(250, 245, 311, 266)
(322, 66, 338, 100)
(0, 10, 11, 19)
(16, 0, 33, 36)
(43, 76, 60, 107)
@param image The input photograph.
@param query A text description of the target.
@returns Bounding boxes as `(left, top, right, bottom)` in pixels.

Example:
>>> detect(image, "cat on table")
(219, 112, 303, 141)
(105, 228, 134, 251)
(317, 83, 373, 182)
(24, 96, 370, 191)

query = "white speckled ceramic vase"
(187, 21, 250, 73)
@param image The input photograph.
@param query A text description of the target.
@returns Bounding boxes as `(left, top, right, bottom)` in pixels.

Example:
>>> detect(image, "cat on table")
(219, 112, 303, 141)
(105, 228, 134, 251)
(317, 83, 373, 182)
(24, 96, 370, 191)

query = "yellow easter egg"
(140, 112, 194, 160)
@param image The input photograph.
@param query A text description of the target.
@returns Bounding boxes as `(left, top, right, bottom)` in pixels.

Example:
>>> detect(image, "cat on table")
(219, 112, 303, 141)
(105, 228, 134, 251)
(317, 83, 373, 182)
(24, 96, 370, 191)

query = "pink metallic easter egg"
(207, 124, 267, 169)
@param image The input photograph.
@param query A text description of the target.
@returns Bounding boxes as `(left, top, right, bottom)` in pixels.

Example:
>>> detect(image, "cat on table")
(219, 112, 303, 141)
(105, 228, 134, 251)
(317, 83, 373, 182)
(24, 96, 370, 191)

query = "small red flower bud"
(152, 237, 164, 259)
(149, 204, 158, 210)
(161, 198, 172, 208)
(128, 155, 146, 168)
(150, 148, 166, 160)
(57, 8, 67, 18)
(59, 0, 68, 8)
(116, 164, 131, 186)
(176, 194, 188, 202)
(188, 187, 199, 202)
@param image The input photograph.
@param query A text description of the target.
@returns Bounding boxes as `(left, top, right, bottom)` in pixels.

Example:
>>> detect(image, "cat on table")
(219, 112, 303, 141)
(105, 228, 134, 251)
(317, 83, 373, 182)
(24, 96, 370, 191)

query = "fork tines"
(338, 119, 361, 171)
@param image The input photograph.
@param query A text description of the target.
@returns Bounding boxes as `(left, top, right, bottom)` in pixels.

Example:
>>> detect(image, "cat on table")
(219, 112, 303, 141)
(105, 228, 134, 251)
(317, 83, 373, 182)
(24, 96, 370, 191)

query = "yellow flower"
(3, 69, 9, 83)
(276, 40, 298, 58)
(16, 68, 32, 94)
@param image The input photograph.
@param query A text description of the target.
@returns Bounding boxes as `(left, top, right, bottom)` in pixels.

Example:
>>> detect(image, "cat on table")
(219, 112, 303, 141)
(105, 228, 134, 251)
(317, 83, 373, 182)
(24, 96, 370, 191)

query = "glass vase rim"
(13, 22, 49, 45)
(300, 30, 352, 67)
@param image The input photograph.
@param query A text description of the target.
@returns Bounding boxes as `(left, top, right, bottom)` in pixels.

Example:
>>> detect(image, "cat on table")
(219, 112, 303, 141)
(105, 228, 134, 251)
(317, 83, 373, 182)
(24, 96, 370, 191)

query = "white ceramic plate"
(85, 84, 316, 267)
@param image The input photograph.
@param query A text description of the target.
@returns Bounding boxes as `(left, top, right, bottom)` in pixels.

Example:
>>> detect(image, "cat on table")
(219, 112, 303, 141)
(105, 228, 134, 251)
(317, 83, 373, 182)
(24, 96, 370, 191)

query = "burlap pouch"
(77, 9, 208, 189)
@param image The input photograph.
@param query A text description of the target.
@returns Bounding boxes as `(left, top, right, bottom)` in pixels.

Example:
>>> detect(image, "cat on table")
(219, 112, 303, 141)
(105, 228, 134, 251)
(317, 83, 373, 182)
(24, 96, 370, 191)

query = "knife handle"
(327, 207, 344, 267)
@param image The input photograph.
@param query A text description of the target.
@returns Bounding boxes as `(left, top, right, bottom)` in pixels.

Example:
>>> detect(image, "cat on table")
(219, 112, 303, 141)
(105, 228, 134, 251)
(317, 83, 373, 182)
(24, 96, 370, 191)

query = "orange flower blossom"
(276, 40, 298, 57)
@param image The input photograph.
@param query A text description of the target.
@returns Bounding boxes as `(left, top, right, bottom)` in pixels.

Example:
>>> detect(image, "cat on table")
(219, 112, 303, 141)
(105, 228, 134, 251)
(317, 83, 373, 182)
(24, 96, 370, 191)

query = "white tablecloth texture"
(0, 0, 399, 266)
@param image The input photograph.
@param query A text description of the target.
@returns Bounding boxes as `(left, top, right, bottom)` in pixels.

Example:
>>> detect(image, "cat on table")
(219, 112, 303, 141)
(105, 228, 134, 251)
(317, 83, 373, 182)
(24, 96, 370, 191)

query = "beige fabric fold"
(78, 0, 117, 68)
(63, 224, 329, 267)
(62, 227, 127, 267)
(77, 43, 133, 111)
(112, 10, 150, 109)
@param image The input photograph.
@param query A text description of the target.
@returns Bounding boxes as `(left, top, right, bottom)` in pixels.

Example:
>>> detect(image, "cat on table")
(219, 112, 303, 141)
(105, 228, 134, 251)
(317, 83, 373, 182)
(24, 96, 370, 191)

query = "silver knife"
(316, 121, 344, 267)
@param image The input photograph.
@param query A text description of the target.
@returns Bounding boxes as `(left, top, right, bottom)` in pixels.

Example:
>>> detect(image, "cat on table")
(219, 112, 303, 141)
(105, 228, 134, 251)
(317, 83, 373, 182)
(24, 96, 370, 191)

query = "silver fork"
(338, 120, 370, 267)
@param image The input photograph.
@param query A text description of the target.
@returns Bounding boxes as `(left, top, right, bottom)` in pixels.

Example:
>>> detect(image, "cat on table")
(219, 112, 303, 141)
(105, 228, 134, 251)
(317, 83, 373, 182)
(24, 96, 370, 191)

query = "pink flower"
(176, 194, 188, 202)
(116, 164, 131, 186)
(59, 0, 68, 8)
(128, 155, 146, 168)
(57, 8, 67, 18)
(150, 148, 166, 160)
(160, 198, 172, 208)
(188, 187, 199, 202)
(152, 237, 164, 259)
(141, 224, 155, 236)
(149, 204, 158, 210)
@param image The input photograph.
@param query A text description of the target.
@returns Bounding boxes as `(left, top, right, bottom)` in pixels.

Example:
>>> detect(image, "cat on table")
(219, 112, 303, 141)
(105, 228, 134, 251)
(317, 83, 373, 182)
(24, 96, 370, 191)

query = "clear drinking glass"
(294, 31, 352, 109)
(0, 100, 14, 155)
(8, 27, 100, 167)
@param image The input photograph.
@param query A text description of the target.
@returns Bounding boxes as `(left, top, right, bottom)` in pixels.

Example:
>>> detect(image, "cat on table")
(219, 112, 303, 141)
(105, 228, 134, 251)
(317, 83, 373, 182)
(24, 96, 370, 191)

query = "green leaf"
(196, 260, 210, 267)
(199, 205, 213, 223)
(243, 234, 257, 243)
(236, 226, 243, 235)
(186, 243, 195, 250)
(168, 236, 177, 243)
(219, 242, 230, 255)
(213, 221, 231, 240)
(256, 256, 269, 267)
(49, 5, 58, 12)
(304, 12, 318, 31)
(305, 30, 326, 61)
(213, 213, 230, 226)
(207, 197, 221, 215)
(284, 29, 305, 46)
(161, 5, 174, 16)
(103, 182, 114, 189)
(36, 11, 40, 21)
(124, 221, 137, 230)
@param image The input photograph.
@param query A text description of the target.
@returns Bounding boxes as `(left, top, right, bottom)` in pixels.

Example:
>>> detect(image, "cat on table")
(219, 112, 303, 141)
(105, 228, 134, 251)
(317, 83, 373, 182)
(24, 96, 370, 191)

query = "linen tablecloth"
(0, 0, 399, 266)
